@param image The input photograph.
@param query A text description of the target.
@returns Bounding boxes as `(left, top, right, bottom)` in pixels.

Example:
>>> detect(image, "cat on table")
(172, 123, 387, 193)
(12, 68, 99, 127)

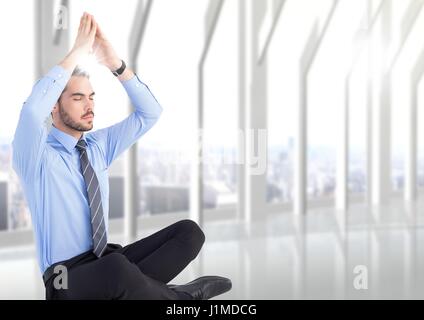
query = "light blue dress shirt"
(12, 65, 163, 274)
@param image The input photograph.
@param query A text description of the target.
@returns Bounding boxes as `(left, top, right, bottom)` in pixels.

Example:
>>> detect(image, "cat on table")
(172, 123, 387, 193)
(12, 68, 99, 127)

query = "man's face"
(53, 76, 95, 132)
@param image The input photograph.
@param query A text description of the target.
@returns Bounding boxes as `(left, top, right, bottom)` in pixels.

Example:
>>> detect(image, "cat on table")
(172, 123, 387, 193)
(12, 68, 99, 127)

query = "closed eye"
(70, 92, 95, 100)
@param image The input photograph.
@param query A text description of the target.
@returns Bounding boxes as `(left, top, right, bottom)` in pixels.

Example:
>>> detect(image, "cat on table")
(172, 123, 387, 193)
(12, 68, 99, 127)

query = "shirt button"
(43, 90, 47, 93)
(58, 74, 62, 78)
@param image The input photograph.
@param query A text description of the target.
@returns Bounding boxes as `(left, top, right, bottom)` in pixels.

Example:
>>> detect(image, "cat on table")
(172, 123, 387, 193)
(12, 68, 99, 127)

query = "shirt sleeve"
(89, 74, 163, 168)
(12, 65, 71, 182)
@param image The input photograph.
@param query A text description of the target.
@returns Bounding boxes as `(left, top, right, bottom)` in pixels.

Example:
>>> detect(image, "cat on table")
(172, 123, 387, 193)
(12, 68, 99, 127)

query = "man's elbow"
(139, 104, 163, 121)
(149, 106, 163, 126)
(156, 104, 164, 119)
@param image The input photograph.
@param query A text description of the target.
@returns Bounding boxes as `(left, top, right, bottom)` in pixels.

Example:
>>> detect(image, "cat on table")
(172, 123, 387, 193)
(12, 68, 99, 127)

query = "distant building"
(0, 180, 8, 231)
(144, 186, 189, 214)
(109, 176, 124, 219)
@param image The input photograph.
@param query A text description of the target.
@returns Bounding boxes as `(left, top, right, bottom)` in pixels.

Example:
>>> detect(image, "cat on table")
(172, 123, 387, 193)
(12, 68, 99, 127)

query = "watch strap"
(112, 60, 126, 77)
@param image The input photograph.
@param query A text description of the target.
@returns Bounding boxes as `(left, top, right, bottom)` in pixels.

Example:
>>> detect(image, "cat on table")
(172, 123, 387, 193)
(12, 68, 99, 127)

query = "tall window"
(348, 49, 368, 198)
(0, 0, 35, 231)
(305, 0, 372, 204)
(137, 0, 208, 215)
(203, 0, 239, 210)
(390, 1, 417, 193)
(418, 80, 424, 189)
(266, 1, 300, 204)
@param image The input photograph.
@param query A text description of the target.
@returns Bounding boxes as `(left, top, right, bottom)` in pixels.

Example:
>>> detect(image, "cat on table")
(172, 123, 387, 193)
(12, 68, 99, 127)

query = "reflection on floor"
(1, 198, 424, 299)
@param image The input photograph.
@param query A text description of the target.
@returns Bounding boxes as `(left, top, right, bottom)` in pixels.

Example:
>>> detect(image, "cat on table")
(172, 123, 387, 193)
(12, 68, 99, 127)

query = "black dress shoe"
(170, 276, 232, 300)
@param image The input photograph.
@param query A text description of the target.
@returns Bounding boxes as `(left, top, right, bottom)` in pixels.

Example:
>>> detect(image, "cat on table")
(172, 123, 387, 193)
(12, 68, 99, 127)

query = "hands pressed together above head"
(60, 12, 122, 74)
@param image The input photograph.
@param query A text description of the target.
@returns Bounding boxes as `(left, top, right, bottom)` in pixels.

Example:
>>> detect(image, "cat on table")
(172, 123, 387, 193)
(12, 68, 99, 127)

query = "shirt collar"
(50, 125, 87, 153)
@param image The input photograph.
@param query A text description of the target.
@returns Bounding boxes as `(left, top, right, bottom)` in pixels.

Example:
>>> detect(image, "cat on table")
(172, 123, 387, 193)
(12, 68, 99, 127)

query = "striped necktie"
(75, 139, 107, 257)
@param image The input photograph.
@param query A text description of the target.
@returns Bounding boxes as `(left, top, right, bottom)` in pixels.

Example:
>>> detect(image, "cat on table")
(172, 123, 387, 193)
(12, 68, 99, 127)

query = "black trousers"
(45, 219, 205, 300)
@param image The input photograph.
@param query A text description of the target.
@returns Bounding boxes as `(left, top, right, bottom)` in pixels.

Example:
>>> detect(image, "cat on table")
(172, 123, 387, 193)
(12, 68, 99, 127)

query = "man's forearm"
(117, 67, 135, 82)
(106, 57, 135, 82)
(59, 12, 97, 72)
(59, 49, 83, 72)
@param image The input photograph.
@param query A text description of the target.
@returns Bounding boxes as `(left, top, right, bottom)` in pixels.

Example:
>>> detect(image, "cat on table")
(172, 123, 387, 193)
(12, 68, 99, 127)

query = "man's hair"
(71, 66, 90, 79)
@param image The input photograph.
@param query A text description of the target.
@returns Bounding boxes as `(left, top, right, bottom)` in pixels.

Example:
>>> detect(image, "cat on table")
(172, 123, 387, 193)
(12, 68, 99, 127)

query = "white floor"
(2, 198, 424, 299)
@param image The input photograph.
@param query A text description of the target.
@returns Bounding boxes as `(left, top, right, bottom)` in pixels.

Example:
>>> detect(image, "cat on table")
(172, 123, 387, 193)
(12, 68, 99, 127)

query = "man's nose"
(85, 99, 94, 109)
(84, 105, 93, 116)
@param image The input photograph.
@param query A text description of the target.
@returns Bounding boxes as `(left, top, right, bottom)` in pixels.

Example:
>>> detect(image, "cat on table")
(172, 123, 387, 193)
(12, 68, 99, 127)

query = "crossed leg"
(117, 219, 205, 283)
(52, 219, 205, 299)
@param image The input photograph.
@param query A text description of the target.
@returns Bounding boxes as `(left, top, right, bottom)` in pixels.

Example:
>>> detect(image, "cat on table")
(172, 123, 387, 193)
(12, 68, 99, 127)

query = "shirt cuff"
(45, 65, 72, 88)
(121, 73, 147, 94)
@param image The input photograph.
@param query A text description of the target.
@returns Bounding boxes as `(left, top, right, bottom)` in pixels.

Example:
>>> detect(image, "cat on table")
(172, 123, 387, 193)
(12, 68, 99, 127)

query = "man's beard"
(58, 101, 93, 132)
